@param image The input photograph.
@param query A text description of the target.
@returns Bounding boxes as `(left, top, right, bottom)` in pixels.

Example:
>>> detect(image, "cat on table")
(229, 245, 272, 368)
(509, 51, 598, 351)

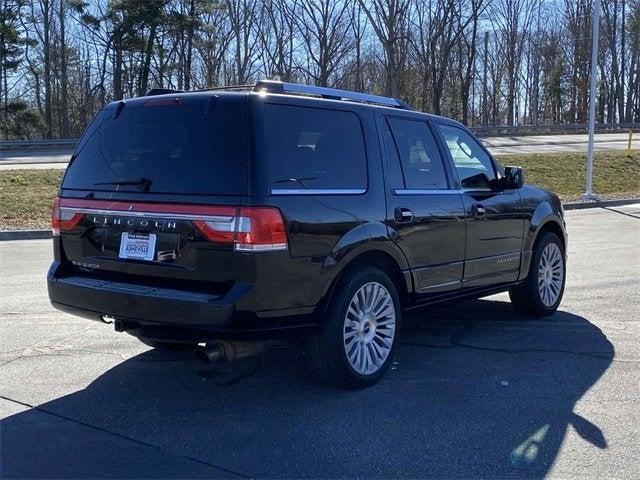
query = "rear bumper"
(47, 261, 315, 338)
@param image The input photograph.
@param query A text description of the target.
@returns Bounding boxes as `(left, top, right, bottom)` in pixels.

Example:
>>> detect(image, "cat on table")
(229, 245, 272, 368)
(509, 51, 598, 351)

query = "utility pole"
(583, 0, 601, 201)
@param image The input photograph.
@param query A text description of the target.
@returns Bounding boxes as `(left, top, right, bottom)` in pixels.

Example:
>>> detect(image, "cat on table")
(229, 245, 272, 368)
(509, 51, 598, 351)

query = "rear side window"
(265, 105, 367, 191)
(62, 98, 248, 195)
(386, 117, 448, 190)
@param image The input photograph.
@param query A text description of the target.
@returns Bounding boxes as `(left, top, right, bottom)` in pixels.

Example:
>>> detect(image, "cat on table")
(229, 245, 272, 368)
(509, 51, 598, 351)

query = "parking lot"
(1, 204, 638, 479)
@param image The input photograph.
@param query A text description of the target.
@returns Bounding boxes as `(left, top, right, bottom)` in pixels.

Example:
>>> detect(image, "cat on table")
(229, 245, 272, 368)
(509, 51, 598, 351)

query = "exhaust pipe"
(195, 340, 267, 363)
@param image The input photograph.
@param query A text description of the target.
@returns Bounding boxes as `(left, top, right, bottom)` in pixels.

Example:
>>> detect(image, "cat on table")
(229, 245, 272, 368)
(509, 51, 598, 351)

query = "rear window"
(62, 98, 248, 195)
(265, 104, 367, 192)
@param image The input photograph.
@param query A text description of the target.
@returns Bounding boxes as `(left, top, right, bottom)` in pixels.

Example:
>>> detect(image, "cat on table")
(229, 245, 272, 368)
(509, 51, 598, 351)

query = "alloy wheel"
(538, 243, 564, 307)
(343, 282, 396, 375)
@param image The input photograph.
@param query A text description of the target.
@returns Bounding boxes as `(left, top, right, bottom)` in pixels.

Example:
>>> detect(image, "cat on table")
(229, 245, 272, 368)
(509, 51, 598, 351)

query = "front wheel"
(510, 231, 566, 317)
(308, 266, 400, 389)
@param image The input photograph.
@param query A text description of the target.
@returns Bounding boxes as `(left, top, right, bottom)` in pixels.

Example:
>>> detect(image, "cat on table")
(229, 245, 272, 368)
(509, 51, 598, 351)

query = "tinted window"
(63, 99, 248, 194)
(438, 124, 496, 189)
(266, 105, 366, 191)
(386, 117, 448, 190)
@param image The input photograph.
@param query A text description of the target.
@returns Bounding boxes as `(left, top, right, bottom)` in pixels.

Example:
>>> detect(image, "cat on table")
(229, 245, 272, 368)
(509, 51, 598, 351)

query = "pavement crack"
(0, 395, 251, 479)
(401, 323, 623, 362)
(602, 207, 640, 219)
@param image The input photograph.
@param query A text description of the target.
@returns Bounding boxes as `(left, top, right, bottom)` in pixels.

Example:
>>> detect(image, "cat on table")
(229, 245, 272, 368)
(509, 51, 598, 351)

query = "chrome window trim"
(394, 189, 460, 195)
(393, 188, 494, 195)
(270, 189, 366, 195)
(392, 188, 492, 195)
(59, 207, 234, 222)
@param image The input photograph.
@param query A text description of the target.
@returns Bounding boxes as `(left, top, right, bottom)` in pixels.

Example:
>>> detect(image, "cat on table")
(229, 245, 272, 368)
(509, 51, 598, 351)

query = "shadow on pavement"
(0, 299, 614, 479)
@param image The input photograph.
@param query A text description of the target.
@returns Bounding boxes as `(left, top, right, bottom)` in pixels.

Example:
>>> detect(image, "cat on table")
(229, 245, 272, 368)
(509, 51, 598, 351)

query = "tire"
(136, 337, 197, 351)
(509, 231, 566, 317)
(308, 266, 401, 389)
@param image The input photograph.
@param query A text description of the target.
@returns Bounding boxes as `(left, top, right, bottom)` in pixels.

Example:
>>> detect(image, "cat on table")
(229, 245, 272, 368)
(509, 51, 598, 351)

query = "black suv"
(48, 81, 567, 388)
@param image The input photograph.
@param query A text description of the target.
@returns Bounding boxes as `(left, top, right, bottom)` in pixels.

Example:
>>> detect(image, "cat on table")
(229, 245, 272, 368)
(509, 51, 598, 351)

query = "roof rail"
(198, 84, 254, 92)
(254, 80, 411, 110)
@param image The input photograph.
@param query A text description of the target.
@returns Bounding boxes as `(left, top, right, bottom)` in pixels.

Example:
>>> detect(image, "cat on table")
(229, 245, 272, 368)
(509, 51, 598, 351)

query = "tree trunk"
(42, 0, 52, 138)
(113, 32, 123, 100)
(184, 0, 196, 90)
(482, 31, 488, 126)
(59, 0, 69, 137)
(138, 22, 157, 96)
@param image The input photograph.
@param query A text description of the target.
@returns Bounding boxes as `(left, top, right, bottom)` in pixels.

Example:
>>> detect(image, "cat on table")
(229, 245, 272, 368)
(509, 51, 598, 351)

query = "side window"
(386, 117, 448, 190)
(438, 124, 496, 189)
(265, 104, 367, 191)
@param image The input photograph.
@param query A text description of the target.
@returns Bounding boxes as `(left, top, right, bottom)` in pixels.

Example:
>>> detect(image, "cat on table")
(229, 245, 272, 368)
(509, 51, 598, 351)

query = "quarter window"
(438, 124, 496, 189)
(386, 117, 448, 190)
(266, 105, 367, 191)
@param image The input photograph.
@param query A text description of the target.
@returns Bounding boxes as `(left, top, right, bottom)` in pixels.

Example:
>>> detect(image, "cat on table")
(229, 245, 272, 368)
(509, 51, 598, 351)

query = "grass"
(499, 149, 640, 202)
(0, 150, 638, 230)
(0, 169, 63, 230)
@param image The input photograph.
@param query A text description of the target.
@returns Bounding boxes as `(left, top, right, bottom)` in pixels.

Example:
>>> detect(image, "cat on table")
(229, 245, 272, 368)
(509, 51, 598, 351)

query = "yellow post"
(627, 130, 633, 158)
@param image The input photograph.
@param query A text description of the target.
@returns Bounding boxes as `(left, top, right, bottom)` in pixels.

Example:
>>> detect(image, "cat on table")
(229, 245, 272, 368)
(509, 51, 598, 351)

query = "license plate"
(118, 233, 157, 261)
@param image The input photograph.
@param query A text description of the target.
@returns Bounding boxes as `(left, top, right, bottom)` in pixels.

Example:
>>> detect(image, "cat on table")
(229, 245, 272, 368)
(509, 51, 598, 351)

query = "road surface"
(1, 132, 637, 170)
(1, 204, 639, 478)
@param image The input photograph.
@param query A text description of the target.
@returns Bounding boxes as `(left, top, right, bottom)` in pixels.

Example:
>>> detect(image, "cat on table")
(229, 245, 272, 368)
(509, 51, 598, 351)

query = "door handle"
(394, 207, 414, 222)
(473, 203, 486, 217)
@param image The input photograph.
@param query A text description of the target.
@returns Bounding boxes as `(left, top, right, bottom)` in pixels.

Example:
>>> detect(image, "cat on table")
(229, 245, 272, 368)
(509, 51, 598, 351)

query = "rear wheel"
(510, 231, 565, 317)
(308, 266, 400, 389)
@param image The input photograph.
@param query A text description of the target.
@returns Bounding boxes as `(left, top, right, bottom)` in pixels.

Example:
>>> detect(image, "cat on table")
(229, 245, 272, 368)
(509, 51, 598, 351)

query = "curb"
(562, 198, 640, 210)
(0, 198, 638, 241)
(0, 230, 51, 241)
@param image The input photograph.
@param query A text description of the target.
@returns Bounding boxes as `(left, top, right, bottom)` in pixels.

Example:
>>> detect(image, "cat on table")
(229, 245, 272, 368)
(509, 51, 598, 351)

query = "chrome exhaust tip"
(194, 343, 225, 363)
(194, 340, 267, 363)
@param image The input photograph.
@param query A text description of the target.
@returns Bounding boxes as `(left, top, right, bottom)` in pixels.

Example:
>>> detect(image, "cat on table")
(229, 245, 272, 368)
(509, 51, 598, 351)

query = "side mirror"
(503, 166, 524, 189)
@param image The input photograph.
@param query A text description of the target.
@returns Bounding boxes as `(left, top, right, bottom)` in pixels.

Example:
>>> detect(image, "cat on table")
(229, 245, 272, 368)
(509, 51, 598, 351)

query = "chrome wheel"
(538, 243, 564, 307)
(343, 282, 396, 375)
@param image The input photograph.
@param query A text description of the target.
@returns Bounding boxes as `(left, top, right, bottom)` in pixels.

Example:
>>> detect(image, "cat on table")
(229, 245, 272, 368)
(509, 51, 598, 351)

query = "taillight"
(194, 206, 287, 252)
(51, 197, 84, 236)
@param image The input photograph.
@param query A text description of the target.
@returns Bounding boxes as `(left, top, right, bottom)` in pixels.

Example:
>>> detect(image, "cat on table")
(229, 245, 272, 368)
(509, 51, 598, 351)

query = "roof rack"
(253, 80, 412, 110)
(198, 84, 254, 92)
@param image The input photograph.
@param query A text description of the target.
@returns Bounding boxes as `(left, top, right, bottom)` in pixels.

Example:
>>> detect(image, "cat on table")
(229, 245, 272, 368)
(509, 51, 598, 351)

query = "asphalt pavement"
(1, 132, 638, 170)
(0, 205, 639, 479)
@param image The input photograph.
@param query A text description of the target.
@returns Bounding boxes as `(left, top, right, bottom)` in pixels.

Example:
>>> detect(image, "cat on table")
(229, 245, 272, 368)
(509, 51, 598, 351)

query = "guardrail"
(0, 139, 78, 151)
(472, 122, 640, 137)
(1, 123, 639, 151)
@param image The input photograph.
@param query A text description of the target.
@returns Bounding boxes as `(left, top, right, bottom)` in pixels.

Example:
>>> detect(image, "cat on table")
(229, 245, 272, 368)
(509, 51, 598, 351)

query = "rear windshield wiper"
(94, 177, 152, 191)
(272, 176, 318, 186)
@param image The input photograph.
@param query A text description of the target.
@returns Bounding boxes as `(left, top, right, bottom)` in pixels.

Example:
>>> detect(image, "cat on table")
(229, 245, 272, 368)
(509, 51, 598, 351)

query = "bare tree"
(257, 0, 299, 81)
(226, 0, 259, 84)
(491, 0, 535, 125)
(3, 0, 639, 139)
(194, 4, 232, 87)
(357, 0, 411, 97)
(295, 0, 352, 86)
